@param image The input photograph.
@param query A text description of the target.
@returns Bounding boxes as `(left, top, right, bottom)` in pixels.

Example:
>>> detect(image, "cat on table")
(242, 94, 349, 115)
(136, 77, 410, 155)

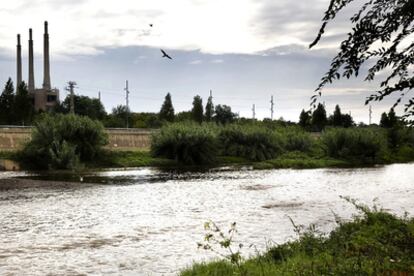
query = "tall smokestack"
(16, 34, 22, 87)
(43, 21, 51, 90)
(28, 28, 35, 93)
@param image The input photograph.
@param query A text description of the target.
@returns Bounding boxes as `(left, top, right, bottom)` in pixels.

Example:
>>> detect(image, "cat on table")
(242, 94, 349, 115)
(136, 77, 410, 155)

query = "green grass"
(181, 206, 414, 275)
(86, 150, 177, 168)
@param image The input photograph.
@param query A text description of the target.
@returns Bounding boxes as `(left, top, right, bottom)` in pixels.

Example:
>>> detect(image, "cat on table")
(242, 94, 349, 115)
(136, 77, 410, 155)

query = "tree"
(205, 95, 214, 122)
(214, 105, 237, 125)
(380, 108, 399, 128)
(311, 103, 327, 131)
(299, 109, 311, 128)
(380, 112, 390, 128)
(58, 95, 106, 120)
(0, 78, 15, 124)
(191, 95, 204, 123)
(175, 111, 192, 122)
(20, 113, 108, 169)
(332, 105, 343, 127)
(14, 82, 34, 125)
(341, 113, 354, 128)
(388, 108, 398, 128)
(311, 0, 414, 123)
(159, 93, 175, 122)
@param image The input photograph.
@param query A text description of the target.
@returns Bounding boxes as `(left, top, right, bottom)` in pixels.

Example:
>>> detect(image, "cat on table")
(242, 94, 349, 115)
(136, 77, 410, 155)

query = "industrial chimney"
(43, 21, 51, 90)
(16, 34, 22, 87)
(28, 28, 35, 93)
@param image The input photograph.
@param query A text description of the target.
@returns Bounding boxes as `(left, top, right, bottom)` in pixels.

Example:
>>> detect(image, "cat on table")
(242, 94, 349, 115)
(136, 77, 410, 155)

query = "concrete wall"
(0, 126, 153, 151)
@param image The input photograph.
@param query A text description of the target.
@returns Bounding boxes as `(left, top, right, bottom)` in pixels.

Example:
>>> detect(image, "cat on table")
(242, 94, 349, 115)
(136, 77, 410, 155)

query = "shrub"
(19, 113, 108, 169)
(279, 127, 314, 152)
(321, 128, 387, 163)
(151, 122, 218, 165)
(218, 125, 284, 161)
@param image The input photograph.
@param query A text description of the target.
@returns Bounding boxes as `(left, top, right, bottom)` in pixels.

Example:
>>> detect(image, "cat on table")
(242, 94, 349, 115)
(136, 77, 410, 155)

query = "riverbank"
(180, 204, 414, 275)
(2, 149, 414, 172)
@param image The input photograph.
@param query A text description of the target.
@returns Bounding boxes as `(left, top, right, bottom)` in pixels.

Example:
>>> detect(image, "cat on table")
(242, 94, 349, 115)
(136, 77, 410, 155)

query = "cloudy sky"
(0, 0, 402, 123)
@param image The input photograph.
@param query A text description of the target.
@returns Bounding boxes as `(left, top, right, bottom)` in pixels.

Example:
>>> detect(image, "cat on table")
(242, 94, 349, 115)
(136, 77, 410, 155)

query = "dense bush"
(151, 122, 218, 165)
(218, 125, 285, 161)
(19, 113, 108, 169)
(279, 127, 314, 152)
(321, 128, 387, 163)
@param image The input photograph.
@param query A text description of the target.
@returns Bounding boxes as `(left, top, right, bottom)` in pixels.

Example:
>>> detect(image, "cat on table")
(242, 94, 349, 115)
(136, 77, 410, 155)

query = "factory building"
(16, 21, 59, 111)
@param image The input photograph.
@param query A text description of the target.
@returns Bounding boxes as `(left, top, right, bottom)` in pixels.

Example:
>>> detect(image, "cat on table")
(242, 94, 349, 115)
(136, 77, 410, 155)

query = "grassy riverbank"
(181, 205, 414, 275)
(2, 149, 413, 171)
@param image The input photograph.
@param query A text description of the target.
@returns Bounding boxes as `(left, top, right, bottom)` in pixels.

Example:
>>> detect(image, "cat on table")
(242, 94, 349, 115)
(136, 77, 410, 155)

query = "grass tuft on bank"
(181, 203, 414, 276)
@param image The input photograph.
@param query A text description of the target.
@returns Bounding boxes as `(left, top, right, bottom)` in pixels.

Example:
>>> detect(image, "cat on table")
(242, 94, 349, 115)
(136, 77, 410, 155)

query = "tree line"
(0, 77, 403, 130)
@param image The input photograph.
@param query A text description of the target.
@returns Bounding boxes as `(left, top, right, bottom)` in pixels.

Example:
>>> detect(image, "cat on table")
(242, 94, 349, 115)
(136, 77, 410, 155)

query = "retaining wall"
(0, 126, 153, 151)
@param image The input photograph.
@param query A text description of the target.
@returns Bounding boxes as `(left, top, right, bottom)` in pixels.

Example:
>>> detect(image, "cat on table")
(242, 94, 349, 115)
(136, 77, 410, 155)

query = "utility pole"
(270, 95, 274, 120)
(125, 80, 130, 128)
(65, 81, 77, 114)
(252, 104, 256, 120)
(369, 105, 372, 125)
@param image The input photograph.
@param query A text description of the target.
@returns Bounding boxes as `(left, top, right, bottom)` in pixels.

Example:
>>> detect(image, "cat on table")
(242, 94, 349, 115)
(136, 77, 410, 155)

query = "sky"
(0, 0, 404, 123)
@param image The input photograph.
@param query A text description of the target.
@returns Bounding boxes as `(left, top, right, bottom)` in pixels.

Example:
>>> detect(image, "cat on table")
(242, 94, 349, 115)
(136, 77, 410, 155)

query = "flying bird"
(149, 24, 153, 27)
(161, 49, 173, 60)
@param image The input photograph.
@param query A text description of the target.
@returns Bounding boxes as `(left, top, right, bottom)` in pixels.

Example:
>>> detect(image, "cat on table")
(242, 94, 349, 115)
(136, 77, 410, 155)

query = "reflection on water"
(0, 164, 413, 275)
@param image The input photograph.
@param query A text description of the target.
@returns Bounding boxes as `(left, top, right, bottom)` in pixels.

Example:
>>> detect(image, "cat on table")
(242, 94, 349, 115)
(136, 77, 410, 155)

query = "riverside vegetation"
(1, 114, 414, 170)
(181, 199, 414, 275)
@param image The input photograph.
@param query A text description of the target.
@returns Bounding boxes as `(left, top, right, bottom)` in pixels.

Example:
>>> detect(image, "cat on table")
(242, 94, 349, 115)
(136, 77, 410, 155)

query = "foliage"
(218, 125, 284, 161)
(151, 122, 218, 165)
(321, 127, 387, 163)
(328, 105, 355, 128)
(159, 93, 175, 122)
(104, 105, 129, 128)
(0, 78, 15, 125)
(214, 105, 237, 125)
(299, 109, 311, 129)
(192, 95, 204, 123)
(205, 94, 214, 122)
(175, 111, 193, 122)
(280, 128, 314, 152)
(182, 202, 414, 275)
(57, 94, 106, 120)
(380, 108, 400, 128)
(14, 82, 34, 126)
(19, 113, 108, 169)
(310, 0, 414, 124)
(90, 150, 175, 168)
(197, 221, 245, 274)
(311, 103, 327, 131)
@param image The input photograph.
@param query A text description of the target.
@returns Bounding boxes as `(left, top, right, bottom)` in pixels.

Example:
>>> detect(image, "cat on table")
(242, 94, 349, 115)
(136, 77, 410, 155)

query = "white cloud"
(0, 0, 345, 58)
(189, 59, 203, 65)
(210, 59, 224, 63)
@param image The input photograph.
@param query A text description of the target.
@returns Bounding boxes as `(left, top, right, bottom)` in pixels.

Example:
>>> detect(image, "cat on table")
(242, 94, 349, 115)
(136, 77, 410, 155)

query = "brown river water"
(0, 164, 413, 275)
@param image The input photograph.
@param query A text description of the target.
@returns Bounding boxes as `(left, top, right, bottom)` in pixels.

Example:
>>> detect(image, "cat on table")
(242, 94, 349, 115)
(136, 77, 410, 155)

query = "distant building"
(16, 21, 59, 111)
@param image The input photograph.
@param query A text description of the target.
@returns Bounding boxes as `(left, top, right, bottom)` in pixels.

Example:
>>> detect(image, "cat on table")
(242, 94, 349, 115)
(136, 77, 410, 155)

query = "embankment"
(0, 126, 153, 151)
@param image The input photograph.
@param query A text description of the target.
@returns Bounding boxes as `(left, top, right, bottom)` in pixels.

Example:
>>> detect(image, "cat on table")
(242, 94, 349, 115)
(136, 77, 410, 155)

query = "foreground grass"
(181, 206, 414, 275)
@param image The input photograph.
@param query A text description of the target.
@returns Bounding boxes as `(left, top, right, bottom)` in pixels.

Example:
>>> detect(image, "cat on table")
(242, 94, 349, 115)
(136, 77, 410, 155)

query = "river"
(0, 164, 413, 275)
